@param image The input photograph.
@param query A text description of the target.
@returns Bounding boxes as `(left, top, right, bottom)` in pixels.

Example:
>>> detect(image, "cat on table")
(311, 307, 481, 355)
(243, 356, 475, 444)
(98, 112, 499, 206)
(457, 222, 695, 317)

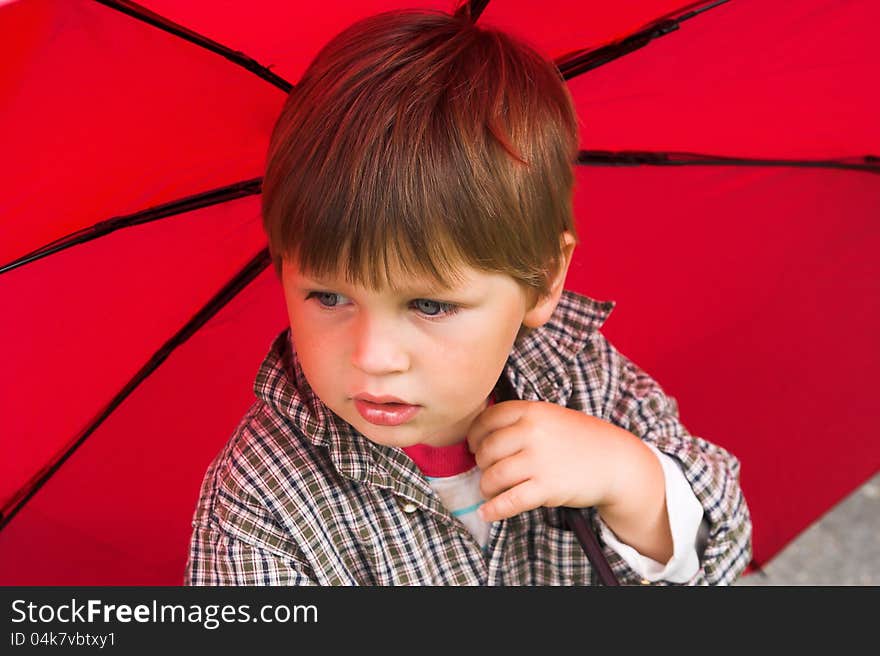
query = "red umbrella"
(1, 0, 877, 585)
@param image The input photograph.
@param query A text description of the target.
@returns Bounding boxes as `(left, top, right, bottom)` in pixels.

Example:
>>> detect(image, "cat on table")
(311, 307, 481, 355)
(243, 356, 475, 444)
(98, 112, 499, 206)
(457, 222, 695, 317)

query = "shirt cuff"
(596, 443, 704, 583)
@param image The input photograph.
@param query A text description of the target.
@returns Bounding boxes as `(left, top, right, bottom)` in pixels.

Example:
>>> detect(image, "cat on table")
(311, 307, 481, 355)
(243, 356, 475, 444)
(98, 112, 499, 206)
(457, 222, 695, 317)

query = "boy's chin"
(350, 418, 454, 449)
(355, 426, 423, 449)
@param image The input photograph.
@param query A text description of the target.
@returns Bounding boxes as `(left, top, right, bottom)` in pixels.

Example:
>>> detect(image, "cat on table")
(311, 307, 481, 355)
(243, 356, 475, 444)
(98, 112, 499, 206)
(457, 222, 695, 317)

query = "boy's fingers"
(478, 450, 530, 500)
(466, 400, 528, 454)
(478, 479, 542, 523)
(471, 423, 525, 471)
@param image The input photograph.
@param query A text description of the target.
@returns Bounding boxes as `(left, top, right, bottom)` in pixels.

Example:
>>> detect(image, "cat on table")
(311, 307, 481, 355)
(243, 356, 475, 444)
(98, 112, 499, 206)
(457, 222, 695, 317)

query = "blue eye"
(413, 299, 460, 317)
(307, 291, 345, 307)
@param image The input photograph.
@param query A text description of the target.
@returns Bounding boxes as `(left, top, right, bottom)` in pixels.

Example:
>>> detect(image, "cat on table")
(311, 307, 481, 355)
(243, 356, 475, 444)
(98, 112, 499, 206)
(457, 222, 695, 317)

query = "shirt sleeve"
(586, 333, 753, 586)
(595, 444, 704, 583)
(185, 521, 316, 586)
(184, 437, 318, 587)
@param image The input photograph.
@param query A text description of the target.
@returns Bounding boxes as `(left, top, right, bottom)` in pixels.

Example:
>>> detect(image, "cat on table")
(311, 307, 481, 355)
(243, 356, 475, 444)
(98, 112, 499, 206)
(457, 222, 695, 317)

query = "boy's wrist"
(594, 430, 674, 563)
(592, 424, 655, 508)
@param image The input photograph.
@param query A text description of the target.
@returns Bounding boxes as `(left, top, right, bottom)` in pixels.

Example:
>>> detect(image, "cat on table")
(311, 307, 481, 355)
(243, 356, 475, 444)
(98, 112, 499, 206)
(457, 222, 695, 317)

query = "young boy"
(185, 6, 751, 586)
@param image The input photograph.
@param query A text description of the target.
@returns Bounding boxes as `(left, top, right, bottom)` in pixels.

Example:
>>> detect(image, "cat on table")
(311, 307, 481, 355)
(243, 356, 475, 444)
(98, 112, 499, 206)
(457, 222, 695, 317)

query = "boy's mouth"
(353, 397, 421, 426)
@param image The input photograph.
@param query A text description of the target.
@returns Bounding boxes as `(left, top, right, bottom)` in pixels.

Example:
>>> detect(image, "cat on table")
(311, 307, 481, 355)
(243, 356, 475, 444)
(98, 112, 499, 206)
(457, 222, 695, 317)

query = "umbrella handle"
(562, 506, 620, 586)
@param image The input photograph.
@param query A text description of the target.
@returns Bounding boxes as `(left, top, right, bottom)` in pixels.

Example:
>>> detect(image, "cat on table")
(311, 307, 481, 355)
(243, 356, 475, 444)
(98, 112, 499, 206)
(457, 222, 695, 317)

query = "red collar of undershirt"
(402, 391, 496, 477)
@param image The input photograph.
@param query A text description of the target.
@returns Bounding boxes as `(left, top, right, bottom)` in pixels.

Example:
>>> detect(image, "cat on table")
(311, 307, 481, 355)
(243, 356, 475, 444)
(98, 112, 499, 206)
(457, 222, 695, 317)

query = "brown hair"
(261, 6, 580, 305)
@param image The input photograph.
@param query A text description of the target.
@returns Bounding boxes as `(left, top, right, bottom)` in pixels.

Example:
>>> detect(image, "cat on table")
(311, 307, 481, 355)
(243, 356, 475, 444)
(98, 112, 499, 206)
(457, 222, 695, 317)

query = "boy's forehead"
(297, 265, 468, 295)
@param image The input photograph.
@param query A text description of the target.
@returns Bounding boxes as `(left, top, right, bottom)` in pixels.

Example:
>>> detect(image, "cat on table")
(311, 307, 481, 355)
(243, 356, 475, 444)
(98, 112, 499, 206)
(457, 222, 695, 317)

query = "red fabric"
(402, 442, 477, 478)
(403, 393, 495, 477)
(0, 0, 877, 584)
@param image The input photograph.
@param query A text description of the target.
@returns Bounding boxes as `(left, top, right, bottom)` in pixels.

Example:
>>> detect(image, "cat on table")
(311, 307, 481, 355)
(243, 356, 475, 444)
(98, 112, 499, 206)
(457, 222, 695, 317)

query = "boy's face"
(280, 255, 534, 448)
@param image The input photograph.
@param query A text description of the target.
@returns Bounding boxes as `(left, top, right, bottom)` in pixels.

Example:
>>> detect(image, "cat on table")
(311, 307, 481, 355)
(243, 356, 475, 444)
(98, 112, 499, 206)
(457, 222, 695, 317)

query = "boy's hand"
(467, 399, 673, 563)
(466, 400, 656, 522)
(467, 401, 622, 521)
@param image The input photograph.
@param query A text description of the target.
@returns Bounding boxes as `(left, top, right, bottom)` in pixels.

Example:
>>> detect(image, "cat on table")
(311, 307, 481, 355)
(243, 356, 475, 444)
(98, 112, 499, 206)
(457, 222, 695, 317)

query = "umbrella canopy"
(1, 0, 877, 585)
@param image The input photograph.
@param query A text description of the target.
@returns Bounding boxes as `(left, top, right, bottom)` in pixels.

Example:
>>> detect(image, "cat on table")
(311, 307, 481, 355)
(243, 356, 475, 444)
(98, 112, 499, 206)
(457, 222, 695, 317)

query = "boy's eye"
(310, 291, 346, 307)
(412, 298, 458, 317)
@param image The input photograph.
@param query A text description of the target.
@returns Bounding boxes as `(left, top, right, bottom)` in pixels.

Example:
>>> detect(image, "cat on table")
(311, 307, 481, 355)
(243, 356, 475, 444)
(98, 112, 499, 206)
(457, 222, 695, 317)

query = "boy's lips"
(352, 395, 421, 426)
(353, 392, 413, 404)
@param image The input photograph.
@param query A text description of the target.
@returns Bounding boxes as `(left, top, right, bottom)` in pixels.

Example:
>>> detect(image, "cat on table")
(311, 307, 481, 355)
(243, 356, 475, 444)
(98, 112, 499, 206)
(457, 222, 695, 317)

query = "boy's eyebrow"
(298, 273, 465, 297)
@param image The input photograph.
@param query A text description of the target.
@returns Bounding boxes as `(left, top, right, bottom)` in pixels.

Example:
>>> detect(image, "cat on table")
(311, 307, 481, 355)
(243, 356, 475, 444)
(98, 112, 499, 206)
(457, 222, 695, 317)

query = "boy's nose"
(349, 315, 410, 375)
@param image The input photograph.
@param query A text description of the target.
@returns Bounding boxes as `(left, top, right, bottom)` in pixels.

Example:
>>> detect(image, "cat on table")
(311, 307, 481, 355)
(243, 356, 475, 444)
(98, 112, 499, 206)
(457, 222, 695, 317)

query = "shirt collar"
(253, 289, 614, 491)
(504, 289, 615, 406)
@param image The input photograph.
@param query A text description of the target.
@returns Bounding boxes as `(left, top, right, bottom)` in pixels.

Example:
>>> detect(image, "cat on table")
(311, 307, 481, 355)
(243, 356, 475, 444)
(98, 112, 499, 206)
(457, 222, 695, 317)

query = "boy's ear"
(522, 230, 577, 329)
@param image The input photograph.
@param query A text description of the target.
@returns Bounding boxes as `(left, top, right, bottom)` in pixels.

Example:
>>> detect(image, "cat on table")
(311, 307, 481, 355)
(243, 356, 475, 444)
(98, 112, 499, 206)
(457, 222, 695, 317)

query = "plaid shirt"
(185, 290, 751, 585)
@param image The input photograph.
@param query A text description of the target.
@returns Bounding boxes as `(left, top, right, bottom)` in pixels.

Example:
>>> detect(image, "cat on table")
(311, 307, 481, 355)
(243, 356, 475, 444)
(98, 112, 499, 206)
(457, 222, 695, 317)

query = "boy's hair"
(261, 6, 580, 305)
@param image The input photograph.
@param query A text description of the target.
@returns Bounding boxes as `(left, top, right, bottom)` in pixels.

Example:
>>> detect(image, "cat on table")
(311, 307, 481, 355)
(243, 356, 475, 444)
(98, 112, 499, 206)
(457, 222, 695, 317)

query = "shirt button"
(401, 502, 418, 514)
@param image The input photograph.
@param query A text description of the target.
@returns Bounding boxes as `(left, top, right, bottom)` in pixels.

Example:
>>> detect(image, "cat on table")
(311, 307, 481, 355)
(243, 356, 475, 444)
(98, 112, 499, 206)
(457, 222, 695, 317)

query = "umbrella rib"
(556, 0, 732, 80)
(0, 178, 262, 276)
(455, 1, 490, 22)
(578, 150, 880, 174)
(0, 248, 272, 531)
(93, 0, 293, 93)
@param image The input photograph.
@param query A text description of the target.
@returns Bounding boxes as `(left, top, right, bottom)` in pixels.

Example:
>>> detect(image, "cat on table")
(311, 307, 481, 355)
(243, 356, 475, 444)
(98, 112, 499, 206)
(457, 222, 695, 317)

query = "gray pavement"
(734, 472, 879, 586)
